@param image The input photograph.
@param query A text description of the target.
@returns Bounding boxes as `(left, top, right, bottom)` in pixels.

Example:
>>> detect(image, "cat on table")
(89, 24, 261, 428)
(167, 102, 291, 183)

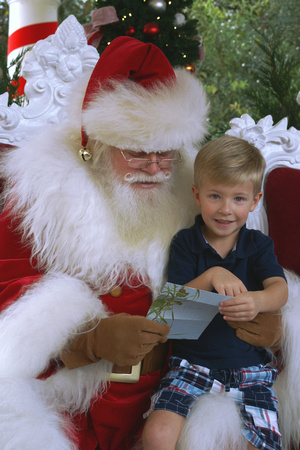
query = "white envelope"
(147, 282, 231, 339)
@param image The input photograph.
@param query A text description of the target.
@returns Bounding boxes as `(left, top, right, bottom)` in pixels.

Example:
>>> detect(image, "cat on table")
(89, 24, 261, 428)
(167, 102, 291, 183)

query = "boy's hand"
(219, 277, 287, 322)
(219, 292, 261, 321)
(185, 267, 247, 297)
(208, 267, 247, 297)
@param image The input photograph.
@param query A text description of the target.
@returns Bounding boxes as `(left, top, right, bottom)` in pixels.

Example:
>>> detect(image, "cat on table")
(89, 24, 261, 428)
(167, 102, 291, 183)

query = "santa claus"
(0, 36, 297, 450)
(0, 35, 208, 449)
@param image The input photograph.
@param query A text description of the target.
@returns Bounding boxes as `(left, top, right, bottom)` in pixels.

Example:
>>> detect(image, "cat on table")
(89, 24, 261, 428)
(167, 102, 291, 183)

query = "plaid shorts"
(147, 356, 281, 450)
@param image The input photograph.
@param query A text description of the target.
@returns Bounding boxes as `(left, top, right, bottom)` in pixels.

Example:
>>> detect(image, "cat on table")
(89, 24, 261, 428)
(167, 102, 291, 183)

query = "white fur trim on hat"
(82, 68, 209, 153)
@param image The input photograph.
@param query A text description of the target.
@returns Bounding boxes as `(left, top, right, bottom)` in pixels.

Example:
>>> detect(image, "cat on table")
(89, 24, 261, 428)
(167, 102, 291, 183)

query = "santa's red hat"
(81, 36, 208, 153)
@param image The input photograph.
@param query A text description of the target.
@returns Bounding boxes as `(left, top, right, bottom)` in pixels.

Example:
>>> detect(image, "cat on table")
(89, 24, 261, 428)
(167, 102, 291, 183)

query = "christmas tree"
(94, 0, 201, 69)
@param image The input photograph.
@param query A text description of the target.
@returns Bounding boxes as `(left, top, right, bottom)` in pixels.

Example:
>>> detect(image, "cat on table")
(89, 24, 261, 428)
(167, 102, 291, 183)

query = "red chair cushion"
(0, 143, 16, 196)
(265, 167, 300, 275)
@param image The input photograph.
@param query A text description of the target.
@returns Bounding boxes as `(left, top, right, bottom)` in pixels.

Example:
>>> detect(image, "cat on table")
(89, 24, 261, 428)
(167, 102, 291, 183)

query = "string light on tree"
(185, 63, 196, 73)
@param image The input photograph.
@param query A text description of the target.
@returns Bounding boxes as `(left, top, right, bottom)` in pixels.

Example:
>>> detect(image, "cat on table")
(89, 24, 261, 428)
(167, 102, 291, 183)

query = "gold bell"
(79, 148, 92, 161)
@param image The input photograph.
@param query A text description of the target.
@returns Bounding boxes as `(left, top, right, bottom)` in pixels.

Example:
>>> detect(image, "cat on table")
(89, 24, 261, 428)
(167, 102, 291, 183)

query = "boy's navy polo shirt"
(167, 214, 286, 369)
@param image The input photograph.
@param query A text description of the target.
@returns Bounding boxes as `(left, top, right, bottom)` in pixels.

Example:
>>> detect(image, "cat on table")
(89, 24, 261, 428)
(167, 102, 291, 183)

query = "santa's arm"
(0, 206, 43, 311)
(0, 206, 170, 373)
(0, 206, 110, 377)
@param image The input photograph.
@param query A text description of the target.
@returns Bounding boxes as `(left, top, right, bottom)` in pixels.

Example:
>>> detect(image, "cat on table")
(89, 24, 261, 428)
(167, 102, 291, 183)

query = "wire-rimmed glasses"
(120, 149, 182, 169)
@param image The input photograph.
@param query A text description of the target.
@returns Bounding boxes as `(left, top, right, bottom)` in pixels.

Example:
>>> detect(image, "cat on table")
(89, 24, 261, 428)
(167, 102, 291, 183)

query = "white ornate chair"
(1, 14, 299, 450)
(0, 15, 99, 147)
(225, 115, 300, 450)
(226, 114, 300, 275)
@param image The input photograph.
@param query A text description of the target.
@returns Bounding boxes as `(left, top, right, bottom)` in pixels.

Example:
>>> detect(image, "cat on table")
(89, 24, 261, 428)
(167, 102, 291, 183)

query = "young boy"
(142, 135, 288, 450)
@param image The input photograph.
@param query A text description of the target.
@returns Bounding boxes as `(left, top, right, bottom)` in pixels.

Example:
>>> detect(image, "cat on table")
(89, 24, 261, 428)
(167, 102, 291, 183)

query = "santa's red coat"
(0, 206, 167, 450)
(1, 205, 299, 449)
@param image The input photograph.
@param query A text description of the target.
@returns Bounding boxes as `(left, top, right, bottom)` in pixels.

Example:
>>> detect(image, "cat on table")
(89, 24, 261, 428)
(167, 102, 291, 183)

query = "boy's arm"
(186, 270, 287, 352)
(226, 276, 286, 353)
(219, 276, 288, 321)
(261, 276, 288, 311)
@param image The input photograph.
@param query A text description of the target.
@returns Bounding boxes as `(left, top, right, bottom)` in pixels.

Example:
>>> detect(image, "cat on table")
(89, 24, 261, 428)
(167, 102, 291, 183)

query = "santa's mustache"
(123, 171, 171, 184)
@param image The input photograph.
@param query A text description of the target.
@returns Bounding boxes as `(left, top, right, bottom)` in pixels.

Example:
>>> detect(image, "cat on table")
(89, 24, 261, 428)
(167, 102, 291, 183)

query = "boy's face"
(192, 177, 262, 242)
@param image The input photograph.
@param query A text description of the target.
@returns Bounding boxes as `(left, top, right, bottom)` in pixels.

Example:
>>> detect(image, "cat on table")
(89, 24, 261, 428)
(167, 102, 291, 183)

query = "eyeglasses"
(120, 150, 182, 169)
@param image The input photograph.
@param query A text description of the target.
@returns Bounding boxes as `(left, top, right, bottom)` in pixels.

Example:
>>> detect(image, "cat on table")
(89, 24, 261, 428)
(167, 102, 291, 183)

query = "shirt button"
(110, 286, 122, 297)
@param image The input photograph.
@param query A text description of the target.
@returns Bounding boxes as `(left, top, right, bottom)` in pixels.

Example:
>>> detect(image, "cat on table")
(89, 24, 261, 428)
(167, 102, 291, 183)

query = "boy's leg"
(142, 409, 185, 450)
(237, 365, 281, 450)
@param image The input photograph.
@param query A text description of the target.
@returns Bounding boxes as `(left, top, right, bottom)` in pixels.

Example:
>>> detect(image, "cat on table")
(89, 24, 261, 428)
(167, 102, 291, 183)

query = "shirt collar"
(191, 214, 258, 258)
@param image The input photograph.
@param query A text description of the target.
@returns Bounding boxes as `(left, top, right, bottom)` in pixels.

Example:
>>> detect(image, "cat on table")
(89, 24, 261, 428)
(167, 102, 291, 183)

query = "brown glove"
(60, 313, 170, 370)
(227, 310, 282, 353)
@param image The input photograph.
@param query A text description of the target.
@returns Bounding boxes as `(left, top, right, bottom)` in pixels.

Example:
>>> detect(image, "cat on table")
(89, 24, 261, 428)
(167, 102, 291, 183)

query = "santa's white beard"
(101, 167, 184, 248)
(84, 148, 197, 294)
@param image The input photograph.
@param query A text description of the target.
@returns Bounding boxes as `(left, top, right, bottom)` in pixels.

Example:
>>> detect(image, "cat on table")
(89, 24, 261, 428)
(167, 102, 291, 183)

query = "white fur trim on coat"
(0, 378, 77, 450)
(177, 393, 247, 450)
(0, 273, 108, 378)
(82, 68, 209, 153)
(274, 270, 300, 449)
(0, 273, 112, 448)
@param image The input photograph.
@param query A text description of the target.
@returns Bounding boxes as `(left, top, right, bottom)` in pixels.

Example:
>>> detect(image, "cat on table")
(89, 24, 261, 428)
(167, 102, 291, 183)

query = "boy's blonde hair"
(194, 135, 266, 195)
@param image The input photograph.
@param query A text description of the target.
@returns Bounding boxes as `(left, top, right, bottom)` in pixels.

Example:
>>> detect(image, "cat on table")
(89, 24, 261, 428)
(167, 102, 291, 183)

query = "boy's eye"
(234, 196, 244, 202)
(210, 194, 220, 200)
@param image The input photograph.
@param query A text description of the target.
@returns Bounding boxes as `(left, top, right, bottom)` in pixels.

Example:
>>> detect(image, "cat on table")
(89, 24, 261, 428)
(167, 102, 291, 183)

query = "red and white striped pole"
(7, 0, 61, 93)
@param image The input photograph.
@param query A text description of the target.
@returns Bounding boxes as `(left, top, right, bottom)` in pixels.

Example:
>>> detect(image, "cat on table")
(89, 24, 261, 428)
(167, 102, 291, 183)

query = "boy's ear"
(250, 191, 263, 212)
(192, 185, 201, 207)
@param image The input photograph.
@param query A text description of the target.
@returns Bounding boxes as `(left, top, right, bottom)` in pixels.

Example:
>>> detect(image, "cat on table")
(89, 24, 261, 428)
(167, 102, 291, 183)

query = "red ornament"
(125, 25, 135, 36)
(143, 22, 160, 37)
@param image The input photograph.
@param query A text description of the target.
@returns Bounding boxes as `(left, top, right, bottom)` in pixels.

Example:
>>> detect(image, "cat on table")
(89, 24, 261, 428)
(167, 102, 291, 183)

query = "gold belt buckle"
(110, 361, 141, 383)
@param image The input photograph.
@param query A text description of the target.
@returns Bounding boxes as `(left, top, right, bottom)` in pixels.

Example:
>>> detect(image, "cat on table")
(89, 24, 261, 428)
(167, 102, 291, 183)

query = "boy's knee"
(142, 410, 184, 450)
(143, 420, 168, 448)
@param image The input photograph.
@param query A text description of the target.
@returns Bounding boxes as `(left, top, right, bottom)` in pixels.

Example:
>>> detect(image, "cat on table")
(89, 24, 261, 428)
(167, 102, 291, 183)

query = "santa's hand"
(227, 310, 282, 353)
(60, 313, 170, 369)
